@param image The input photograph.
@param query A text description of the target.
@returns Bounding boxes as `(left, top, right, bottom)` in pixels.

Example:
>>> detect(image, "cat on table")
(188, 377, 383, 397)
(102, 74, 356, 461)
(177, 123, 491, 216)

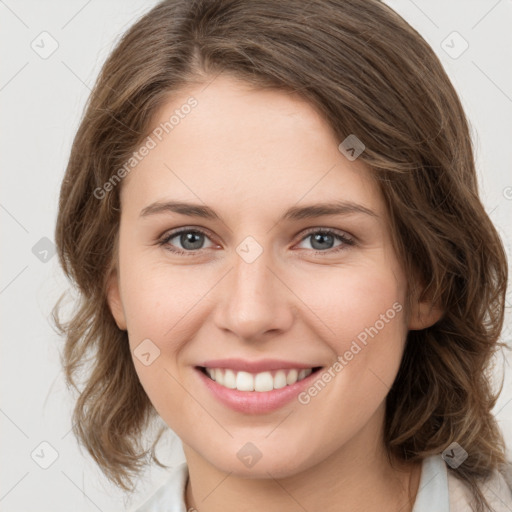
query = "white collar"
(412, 454, 449, 512)
(132, 454, 512, 511)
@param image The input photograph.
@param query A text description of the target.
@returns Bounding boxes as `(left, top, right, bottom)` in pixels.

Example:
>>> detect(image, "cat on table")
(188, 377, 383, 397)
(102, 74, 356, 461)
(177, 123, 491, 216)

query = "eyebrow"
(139, 200, 378, 221)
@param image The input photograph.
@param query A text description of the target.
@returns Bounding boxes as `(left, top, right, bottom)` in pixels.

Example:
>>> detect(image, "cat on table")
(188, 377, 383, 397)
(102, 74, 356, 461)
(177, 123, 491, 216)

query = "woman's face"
(107, 74, 438, 477)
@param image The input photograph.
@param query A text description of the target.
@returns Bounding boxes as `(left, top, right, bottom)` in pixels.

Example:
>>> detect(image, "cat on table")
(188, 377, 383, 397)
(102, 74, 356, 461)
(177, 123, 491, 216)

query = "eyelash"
(157, 227, 356, 256)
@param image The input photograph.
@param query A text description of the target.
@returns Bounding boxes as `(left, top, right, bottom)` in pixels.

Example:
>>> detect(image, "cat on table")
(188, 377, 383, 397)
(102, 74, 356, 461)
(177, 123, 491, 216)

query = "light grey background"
(1, 1, 511, 510)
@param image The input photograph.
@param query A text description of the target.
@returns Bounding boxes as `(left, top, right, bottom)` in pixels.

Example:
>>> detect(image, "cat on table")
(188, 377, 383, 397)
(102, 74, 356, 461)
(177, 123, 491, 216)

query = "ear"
(407, 279, 444, 331)
(106, 269, 127, 331)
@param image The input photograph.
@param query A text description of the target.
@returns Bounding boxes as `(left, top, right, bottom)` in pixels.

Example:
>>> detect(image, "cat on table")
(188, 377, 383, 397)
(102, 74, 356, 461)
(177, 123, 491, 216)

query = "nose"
(213, 245, 294, 341)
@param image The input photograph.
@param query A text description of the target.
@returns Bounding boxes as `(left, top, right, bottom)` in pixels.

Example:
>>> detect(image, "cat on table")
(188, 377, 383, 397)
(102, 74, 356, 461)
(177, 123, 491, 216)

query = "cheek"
(118, 258, 195, 415)
(343, 273, 407, 375)
(295, 265, 408, 402)
(294, 263, 406, 346)
(119, 250, 213, 344)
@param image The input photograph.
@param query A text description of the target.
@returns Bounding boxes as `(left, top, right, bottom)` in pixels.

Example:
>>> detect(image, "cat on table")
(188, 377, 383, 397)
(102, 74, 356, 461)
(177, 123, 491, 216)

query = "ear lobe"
(408, 286, 444, 331)
(406, 277, 444, 331)
(106, 270, 127, 331)
(407, 301, 444, 331)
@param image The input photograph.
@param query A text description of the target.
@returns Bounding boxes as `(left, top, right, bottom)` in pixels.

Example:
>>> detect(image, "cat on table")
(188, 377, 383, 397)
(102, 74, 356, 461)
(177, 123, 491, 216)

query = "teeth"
(204, 367, 314, 391)
(254, 372, 273, 392)
(236, 371, 255, 391)
(286, 369, 298, 385)
(273, 370, 287, 389)
(223, 369, 237, 389)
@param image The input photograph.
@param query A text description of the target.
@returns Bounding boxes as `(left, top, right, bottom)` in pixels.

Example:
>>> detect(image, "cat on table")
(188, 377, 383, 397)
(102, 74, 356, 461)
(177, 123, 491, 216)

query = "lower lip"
(195, 367, 321, 414)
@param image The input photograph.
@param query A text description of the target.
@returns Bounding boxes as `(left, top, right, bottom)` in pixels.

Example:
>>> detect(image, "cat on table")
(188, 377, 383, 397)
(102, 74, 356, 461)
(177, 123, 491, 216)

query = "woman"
(53, 1, 512, 511)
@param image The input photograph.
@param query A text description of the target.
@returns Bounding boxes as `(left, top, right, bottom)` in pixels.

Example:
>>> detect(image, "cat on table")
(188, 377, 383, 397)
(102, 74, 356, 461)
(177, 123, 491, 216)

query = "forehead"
(120, 74, 383, 220)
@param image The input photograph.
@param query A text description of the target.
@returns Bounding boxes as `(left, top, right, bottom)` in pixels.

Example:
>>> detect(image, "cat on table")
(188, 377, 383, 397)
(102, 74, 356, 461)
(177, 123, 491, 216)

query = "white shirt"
(131, 454, 512, 512)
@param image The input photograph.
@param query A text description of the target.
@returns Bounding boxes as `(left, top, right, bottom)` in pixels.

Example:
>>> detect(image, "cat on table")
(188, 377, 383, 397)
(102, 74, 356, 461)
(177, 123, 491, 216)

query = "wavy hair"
(53, 1, 510, 510)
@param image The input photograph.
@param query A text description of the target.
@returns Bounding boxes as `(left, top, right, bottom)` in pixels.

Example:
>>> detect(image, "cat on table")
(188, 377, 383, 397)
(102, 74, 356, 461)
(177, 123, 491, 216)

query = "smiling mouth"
(197, 366, 323, 392)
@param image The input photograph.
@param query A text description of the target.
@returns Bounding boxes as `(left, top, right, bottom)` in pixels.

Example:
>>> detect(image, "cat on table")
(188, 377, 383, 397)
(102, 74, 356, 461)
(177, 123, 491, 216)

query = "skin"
(107, 74, 443, 512)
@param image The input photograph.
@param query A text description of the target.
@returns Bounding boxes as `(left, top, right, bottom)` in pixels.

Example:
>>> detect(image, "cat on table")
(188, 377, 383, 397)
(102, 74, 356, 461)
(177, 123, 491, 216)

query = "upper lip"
(198, 358, 321, 373)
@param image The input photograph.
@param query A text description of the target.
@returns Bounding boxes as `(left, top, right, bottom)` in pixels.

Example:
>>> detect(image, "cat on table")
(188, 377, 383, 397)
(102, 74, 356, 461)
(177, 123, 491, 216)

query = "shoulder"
(447, 461, 512, 512)
(130, 462, 189, 512)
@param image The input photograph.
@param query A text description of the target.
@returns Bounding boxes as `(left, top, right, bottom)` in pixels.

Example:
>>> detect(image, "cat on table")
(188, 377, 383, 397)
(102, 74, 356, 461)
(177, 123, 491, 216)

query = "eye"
(295, 228, 355, 254)
(158, 228, 216, 255)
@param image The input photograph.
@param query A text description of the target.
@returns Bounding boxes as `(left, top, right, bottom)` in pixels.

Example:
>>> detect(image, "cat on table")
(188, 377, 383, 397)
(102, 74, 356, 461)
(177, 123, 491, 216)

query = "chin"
(205, 446, 315, 480)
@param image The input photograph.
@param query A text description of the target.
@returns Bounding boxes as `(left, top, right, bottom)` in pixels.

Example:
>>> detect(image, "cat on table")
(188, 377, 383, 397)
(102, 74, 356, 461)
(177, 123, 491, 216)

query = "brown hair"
(53, 1, 510, 510)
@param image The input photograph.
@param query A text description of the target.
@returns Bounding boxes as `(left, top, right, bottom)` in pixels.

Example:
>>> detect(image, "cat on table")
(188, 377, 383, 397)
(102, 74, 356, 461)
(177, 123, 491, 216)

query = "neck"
(183, 408, 422, 512)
